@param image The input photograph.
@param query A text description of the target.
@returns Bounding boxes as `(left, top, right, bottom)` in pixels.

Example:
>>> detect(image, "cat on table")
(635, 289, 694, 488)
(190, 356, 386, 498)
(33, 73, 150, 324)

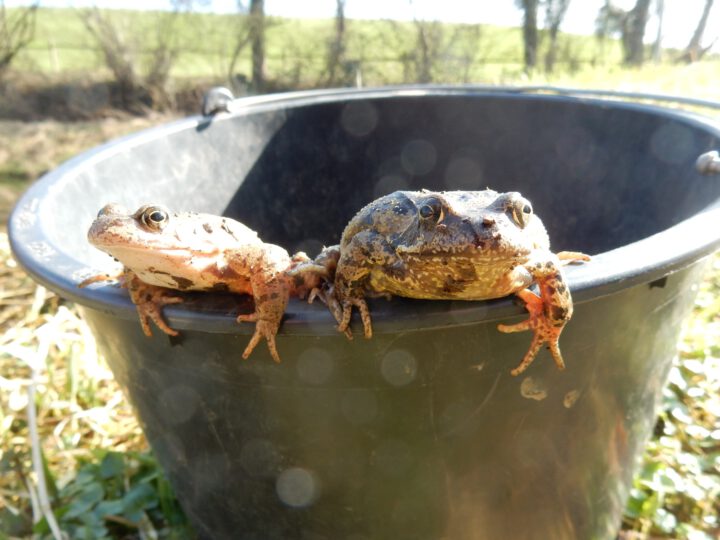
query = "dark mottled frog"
(324, 190, 590, 375)
(79, 203, 322, 363)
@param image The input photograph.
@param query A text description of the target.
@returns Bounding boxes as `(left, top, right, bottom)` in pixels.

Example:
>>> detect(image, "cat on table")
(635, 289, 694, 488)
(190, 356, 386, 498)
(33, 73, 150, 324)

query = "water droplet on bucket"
(276, 467, 319, 508)
(373, 174, 409, 198)
(381, 349, 418, 386)
(374, 439, 413, 477)
(563, 389, 581, 408)
(297, 347, 334, 385)
(340, 101, 378, 137)
(341, 389, 378, 425)
(520, 377, 547, 401)
(240, 438, 280, 477)
(159, 385, 200, 424)
(444, 156, 483, 189)
(401, 139, 437, 175)
(650, 124, 694, 164)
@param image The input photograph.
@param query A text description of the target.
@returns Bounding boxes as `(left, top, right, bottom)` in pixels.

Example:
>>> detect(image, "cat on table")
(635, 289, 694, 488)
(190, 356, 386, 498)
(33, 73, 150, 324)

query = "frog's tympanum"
(326, 190, 590, 376)
(80, 203, 323, 363)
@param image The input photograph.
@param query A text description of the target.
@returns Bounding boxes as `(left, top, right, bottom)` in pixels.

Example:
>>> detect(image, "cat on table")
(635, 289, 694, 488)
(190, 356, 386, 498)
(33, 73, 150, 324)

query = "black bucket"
(9, 87, 720, 540)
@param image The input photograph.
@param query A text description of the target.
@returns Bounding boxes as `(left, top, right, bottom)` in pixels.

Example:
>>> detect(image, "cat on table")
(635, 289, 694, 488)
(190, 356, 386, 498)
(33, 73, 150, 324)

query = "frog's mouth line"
(91, 241, 220, 257)
(403, 249, 528, 264)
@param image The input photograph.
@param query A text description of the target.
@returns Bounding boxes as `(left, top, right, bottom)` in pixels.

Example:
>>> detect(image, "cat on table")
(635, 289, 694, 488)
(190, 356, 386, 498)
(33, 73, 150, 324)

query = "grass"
(0, 114, 178, 224)
(0, 233, 192, 538)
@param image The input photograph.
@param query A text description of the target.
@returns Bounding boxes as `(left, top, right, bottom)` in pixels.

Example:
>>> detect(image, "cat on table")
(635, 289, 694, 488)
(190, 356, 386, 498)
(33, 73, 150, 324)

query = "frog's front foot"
(136, 295, 184, 337)
(121, 270, 183, 337)
(497, 289, 566, 376)
(237, 313, 282, 363)
(338, 297, 372, 339)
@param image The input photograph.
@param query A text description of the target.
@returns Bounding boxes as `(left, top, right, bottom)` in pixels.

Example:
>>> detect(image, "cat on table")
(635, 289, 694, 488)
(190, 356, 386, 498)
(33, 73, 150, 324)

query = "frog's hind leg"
(236, 249, 292, 363)
(238, 311, 283, 363)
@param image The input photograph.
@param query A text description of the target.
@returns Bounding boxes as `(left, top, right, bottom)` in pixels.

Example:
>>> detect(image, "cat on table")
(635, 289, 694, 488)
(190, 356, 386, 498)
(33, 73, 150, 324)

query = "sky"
(8, 0, 720, 51)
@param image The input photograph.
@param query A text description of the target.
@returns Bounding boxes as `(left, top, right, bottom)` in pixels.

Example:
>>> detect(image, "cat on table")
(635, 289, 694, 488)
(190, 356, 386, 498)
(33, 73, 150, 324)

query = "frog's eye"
(140, 206, 170, 231)
(510, 199, 533, 229)
(418, 198, 444, 223)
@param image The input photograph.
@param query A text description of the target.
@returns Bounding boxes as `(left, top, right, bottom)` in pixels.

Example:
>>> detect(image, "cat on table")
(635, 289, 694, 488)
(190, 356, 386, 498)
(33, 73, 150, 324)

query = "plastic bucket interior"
(9, 87, 720, 540)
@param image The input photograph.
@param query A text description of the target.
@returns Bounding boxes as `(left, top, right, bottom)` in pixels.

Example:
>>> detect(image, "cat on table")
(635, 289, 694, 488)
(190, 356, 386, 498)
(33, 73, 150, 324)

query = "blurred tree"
(227, 1, 252, 91)
(652, 0, 664, 62)
(0, 0, 38, 80)
(625, 0, 652, 65)
(596, 0, 652, 66)
(80, 1, 193, 110)
(401, 0, 443, 83)
(518, 0, 539, 72)
(384, 14, 481, 86)
(325, 0, 347, 85)
(249, 0, 265, 91)
(678, 0, 715, 63)
(544, 0, 572, 72)
(412, 17, 438, 82)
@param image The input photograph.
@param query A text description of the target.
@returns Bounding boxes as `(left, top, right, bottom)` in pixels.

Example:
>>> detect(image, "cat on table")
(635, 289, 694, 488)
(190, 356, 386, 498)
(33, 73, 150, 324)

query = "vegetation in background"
(0, 0, 38, 79)
(621, 257, 720, 540)
(1, 2, 720, 538)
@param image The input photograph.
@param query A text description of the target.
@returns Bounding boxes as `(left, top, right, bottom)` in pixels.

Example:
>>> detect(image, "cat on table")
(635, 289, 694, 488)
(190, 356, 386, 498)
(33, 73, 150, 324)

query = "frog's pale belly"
(368, 256, 529, 300)
(108, 247, 251, 293)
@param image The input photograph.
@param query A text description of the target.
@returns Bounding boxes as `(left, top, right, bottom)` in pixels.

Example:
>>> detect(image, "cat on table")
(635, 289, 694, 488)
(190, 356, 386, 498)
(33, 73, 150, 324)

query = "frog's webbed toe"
(237, 313, 281, 363)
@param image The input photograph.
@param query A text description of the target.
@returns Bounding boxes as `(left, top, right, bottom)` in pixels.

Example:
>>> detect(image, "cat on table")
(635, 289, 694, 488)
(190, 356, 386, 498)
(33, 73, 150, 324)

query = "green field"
(13, 7, 624, 86)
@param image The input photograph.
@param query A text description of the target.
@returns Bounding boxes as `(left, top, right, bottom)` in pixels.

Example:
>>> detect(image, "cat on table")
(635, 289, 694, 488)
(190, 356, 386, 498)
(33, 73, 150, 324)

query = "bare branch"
(0, 0, 39, 78)
(80, 5, 183, 110)
(544, 0, 572, 73)
(325, 0, 347, 85)
(678, 0, 715, 63)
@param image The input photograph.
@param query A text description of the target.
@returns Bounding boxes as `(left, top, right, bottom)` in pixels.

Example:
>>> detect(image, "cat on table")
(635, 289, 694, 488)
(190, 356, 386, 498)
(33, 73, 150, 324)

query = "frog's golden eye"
(510, 200, 533, 229)
(418, 198, 444, 223)
(140, 206, 170, 231)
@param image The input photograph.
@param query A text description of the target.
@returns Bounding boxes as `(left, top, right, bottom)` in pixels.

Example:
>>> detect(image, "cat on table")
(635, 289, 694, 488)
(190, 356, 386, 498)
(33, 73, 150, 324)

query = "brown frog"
(79, 203, 324, 363)
(320, 190, 589, 376)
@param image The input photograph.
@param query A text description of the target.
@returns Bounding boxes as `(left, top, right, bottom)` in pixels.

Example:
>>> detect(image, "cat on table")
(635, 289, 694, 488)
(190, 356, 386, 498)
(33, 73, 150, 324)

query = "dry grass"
(0, 231, 148, 536)
(0, 114, 179, 224)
